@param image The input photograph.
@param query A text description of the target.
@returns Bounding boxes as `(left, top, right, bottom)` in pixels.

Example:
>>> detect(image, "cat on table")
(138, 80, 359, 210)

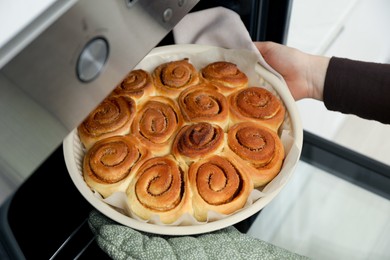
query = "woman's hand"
(254, 41, 330, 101)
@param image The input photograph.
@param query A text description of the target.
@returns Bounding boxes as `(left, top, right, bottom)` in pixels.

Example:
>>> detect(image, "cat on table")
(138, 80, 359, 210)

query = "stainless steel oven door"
(0, 0, 198, 178)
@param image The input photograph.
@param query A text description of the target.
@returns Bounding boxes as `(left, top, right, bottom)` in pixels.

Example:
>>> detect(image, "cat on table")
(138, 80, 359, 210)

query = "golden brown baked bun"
(83, 135, 150, 198)
(227, 122, 285, 187)
(200, 61, 248, 95)
(228, 86, 285, 132)
(152, 58, 200, 99)
(188, 155, 253, 222)
(126, 156, 192, 224)
(77, 55, 289, 224)
(112, 69, 154, 103)
(78, 96, 136, 150)
(178, 83, 229, 130)
(131, 96, 183, 156)
(172, 122, 225, 164)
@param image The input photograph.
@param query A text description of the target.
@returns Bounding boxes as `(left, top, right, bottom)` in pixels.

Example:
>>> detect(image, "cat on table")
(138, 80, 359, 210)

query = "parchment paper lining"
(66, 47, 300, 226)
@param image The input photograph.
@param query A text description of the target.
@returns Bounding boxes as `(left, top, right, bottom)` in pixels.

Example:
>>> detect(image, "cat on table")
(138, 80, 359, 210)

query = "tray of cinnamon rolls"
(63, 44, 303, 235)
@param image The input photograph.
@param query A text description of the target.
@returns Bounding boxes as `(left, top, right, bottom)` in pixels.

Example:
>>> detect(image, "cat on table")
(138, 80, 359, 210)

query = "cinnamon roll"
(131, 96, 183, 156)
(178, 83, 229, 130)
(152, 58, 200, 99)
(228, 87, 285, 132)
(75, 55, 291, 225)
(78, 95, 136, 150)
(227, 122, 285, 187)
(126, 156, 192, 224)
(200, 61, 248, 95)
(112, 69, 154, 103)
(172, 122, 225, 164)
(83, 135, 150, 198)
(188, 155, 253, 222)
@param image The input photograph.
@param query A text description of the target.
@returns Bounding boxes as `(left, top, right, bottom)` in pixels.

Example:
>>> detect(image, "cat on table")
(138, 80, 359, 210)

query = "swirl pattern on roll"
(78, 96, 136, 150)
(152, 58, 200, 98)
(172, 122, 225, 163)
(227, 122, 285, 187)
(77, 56, 288, 224)
(188, 155, 252, 222)
(178, 83, 229, 130)
(83, 135, 150, 197)
(200, 61, 248, 94)
(228, 87, 285, 132)
(112, 69, 154, 103)
(131, 96, 183, 156)
(127, 156, 192, 224)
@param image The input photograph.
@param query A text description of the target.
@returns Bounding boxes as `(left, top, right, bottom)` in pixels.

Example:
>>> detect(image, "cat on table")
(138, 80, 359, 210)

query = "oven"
(0, 1, 293, 259)
(2, 0, 389, 259)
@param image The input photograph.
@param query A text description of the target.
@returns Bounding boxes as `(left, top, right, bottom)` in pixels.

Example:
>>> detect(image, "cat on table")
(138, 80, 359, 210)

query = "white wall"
(286, 0, 390, 154)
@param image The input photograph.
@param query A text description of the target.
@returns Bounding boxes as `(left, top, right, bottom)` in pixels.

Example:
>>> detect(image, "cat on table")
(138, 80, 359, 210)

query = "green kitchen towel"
(88, 210, 308, 260)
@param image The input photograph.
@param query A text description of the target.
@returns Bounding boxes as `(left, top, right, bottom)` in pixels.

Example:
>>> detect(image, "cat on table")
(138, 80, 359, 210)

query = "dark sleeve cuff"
(323, 57, 390, 124)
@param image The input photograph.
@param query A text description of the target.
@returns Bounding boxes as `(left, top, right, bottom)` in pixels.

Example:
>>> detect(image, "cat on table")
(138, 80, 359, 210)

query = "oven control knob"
(163, 8, 173, 22)
(77, 37, 109, 82)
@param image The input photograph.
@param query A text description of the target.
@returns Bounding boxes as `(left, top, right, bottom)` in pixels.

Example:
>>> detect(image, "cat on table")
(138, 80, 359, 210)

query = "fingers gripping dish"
(76, 56, 287, 225)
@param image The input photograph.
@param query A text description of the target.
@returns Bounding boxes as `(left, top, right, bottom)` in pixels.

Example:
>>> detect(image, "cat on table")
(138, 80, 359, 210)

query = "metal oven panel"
(0, 0, 198, 176)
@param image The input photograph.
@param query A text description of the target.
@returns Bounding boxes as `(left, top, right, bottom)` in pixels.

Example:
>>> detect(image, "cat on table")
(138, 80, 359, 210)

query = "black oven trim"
(301, 130, 390, 200)
(191, 0, 293, 44)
